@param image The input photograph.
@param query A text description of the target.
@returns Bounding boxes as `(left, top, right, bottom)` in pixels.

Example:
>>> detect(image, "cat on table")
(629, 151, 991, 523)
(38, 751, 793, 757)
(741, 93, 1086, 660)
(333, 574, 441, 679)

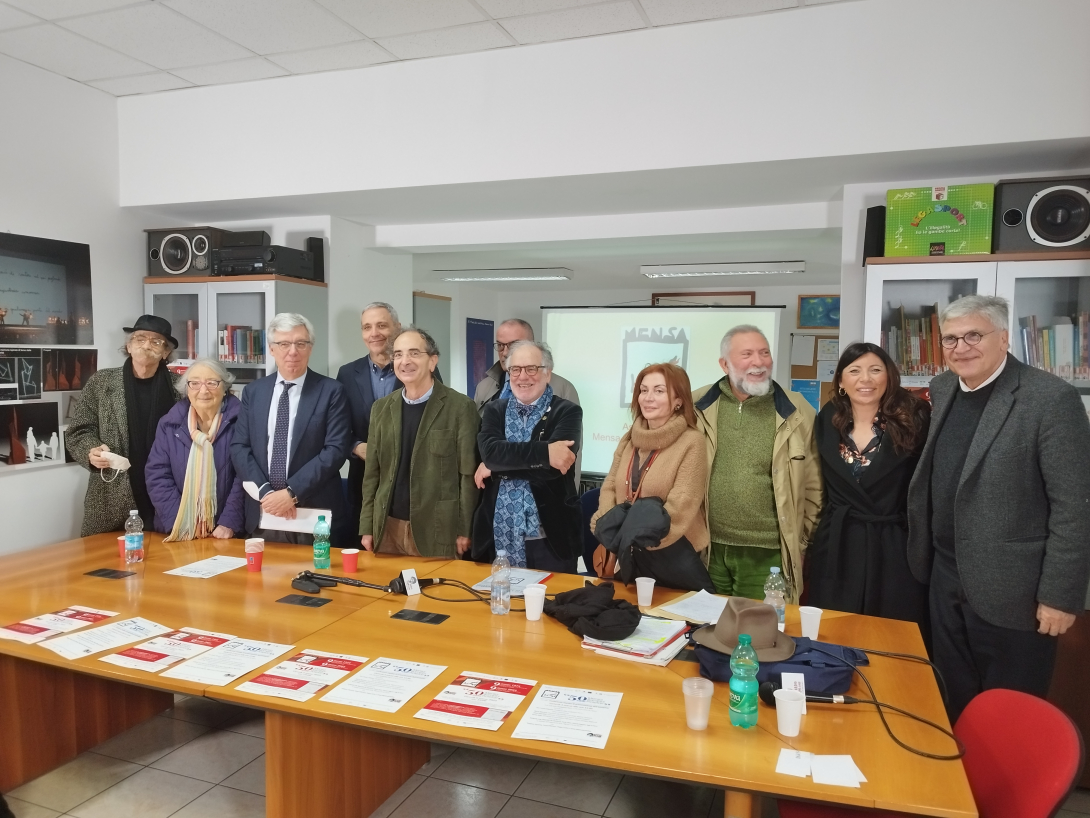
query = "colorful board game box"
(884, 184, 994, 256)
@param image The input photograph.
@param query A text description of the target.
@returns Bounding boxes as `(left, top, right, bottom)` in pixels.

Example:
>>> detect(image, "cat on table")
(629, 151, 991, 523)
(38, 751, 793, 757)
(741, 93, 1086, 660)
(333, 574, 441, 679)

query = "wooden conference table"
(0, 534, 976, 818)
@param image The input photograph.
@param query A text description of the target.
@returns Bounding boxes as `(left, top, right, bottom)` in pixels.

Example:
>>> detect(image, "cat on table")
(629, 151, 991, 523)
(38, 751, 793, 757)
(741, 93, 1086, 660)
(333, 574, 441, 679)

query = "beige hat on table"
(690, 597, 796, 662)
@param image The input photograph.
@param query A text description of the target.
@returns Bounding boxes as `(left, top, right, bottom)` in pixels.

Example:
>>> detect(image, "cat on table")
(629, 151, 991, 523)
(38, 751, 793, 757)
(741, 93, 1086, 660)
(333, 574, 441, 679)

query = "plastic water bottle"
(124, 509, 144, 564)
(490, 549, 511, 615)
(313, 515, 331, 570)
(763, 566, 787, 631)
(728, 634, 760, 729)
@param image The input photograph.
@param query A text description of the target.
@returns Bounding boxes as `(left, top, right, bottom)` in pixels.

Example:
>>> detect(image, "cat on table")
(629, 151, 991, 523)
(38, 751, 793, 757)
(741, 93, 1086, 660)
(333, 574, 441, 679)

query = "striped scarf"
(165, 405, 222, 542)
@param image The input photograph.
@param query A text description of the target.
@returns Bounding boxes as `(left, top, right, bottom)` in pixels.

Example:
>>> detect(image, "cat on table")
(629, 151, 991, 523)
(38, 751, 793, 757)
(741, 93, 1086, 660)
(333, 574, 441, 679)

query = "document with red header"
(39, 618, 172, 660)
(235, 649, 368, 702)
(0, 606, 117, 645)
(160, 638, 294, 686)
(321, 657, 447, 713)
(100, 628, 235, 673)
(414, 671, 537, 731)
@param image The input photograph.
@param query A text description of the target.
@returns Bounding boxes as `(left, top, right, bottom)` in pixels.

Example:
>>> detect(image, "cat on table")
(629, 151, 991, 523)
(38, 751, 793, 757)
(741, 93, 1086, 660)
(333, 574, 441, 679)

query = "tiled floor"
(5, 696, 1089, 818)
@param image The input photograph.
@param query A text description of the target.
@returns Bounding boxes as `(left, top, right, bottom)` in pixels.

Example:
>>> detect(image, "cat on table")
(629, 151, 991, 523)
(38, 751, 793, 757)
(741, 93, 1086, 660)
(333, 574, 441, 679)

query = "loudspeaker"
(862, 205, 886, 265)
(144, 227, 270, 277)
(306, 237, 325, 283)
(993, 176, 1090, 253)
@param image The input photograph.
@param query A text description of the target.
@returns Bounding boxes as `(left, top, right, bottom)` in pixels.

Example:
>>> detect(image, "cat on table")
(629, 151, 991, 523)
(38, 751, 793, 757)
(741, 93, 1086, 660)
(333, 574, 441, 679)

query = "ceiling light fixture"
(640, 261, 806, 278)
(437, 267, 572, 282)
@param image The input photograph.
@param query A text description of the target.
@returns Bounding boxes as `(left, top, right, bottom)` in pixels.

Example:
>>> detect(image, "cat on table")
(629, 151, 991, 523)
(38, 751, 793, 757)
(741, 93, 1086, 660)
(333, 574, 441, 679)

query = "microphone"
(291, 571, 444, 596)
(758, 680, 863, 707)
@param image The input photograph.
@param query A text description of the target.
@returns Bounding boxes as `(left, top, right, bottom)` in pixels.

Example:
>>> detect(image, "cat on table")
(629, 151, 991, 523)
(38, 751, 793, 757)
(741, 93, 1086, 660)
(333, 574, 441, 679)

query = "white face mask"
(99, 451, 132, 482)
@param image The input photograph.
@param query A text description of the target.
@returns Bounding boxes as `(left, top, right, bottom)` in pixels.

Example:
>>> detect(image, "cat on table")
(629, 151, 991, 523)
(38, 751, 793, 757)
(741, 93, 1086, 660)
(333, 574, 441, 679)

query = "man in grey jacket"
(907, 294, 1090, 722)
(474, 319, 580, 410)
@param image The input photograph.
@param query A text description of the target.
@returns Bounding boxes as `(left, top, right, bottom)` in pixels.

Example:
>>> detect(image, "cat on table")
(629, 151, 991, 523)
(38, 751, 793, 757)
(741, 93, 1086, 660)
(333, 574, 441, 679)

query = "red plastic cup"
(117, 536, 126, 559)
(246, 551, 263, 572)
(341, 548, 360, 574)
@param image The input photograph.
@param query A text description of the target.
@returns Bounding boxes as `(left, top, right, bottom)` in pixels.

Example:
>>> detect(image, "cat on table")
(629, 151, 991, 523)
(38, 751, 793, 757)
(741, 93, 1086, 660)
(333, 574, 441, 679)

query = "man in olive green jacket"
(359, 327, 480, 558)
(693, 325, 822, 603)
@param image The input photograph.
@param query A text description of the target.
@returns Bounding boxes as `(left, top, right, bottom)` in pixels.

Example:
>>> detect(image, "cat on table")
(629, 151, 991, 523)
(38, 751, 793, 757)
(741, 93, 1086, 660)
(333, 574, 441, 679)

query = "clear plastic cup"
(774, 689, 805, 737)
(682, 676, 714, 730)
(799, 606, 823, 640)
(635, 576, 656, 607)
(523, 584, 547, 621)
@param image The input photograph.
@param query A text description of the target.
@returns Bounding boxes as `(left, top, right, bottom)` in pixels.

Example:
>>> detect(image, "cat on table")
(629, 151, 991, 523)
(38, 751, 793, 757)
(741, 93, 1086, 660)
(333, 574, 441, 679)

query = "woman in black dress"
(807, 342, 931, 639)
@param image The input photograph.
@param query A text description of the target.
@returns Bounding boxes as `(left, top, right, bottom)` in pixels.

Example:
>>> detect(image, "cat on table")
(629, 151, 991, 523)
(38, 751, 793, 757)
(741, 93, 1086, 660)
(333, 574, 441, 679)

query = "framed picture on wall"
(798, 295, 841, 329)
(651, 291, 755, 307)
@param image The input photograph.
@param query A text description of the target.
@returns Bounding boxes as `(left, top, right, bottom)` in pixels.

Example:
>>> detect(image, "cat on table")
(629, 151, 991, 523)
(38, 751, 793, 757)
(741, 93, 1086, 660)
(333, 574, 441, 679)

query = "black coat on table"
(470, 396, 583, 564)
(806, 402, 930, 633)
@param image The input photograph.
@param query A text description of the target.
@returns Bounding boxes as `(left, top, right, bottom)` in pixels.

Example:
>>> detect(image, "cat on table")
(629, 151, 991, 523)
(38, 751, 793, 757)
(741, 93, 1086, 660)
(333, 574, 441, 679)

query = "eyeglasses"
(940, 330, 995, 349)
(494, 342, 515, 352)
(391, 349, 430, 361)
(187, 379, 222, 391)
(508, 365, 546, 377)
(270, 341, 312, 352)
(131, 334, 166, 349)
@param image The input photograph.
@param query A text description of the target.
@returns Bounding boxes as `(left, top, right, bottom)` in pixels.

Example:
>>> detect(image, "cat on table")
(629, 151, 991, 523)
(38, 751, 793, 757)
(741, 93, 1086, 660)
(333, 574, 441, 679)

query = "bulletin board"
(789, 334, 839, 411)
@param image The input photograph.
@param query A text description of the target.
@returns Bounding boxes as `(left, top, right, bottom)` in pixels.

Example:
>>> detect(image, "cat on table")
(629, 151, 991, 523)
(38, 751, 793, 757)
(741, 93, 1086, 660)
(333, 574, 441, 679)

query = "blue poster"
(791, 379, 821, 412)
(466, 318, 494, 397)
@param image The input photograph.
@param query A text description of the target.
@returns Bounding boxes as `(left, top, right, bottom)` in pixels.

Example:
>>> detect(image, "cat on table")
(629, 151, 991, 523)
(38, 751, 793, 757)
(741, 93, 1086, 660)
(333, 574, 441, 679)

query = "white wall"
(116, 0, 1090, 208)
(421, 283, 500, 396)
(496, 283, 837, 388)
(0, 55, 156, 554)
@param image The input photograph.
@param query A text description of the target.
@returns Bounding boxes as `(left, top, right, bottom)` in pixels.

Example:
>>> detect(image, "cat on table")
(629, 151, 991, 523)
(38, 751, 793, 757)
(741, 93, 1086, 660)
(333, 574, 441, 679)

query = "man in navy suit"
(336, 301, 404, 546)
(232, 312, 351, 543)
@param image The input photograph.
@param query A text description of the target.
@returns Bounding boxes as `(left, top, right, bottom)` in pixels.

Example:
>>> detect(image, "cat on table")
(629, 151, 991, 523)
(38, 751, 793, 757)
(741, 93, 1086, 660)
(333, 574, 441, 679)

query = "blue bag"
(694, 637, 868, 695)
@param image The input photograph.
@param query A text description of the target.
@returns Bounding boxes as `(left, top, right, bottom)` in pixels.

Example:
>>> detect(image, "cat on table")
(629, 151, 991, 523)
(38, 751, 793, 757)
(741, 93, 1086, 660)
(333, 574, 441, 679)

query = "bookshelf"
(144, 276, 329, 391)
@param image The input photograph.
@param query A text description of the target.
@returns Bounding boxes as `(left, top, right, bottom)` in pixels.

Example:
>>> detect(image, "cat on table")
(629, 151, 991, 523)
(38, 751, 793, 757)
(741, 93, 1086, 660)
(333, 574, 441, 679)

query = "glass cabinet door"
(144, 284, 207, 363)
(208, 281, 275, 391)
(864, 262, 996, 384)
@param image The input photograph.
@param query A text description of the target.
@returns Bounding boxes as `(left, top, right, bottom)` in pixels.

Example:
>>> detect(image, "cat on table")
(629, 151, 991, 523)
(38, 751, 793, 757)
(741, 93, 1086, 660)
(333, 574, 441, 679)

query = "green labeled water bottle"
(313, 514, 331, 570)
(728, 634, 760, 729)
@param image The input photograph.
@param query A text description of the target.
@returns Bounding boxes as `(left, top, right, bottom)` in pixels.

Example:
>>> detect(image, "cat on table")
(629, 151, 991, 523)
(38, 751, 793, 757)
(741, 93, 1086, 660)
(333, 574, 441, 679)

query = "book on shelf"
(185, 319, 196, 359)
(217, 326, 265, 365)
(881, 303, 947, 378)
(1019, 312, 1089, 381)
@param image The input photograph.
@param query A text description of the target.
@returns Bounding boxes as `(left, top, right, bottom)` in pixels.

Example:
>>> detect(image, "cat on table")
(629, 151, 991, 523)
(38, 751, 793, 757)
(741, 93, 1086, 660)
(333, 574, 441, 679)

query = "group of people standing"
(67, 294, 1090, 722)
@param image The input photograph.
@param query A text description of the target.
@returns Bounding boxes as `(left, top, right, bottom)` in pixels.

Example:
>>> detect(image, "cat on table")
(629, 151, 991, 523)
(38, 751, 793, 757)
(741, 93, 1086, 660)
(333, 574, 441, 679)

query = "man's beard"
(728, 363, 772, 397)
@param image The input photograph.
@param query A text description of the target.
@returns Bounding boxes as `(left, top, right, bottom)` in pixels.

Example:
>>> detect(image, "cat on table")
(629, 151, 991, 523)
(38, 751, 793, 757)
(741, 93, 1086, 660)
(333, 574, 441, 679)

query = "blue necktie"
(269, 382, 294, 490)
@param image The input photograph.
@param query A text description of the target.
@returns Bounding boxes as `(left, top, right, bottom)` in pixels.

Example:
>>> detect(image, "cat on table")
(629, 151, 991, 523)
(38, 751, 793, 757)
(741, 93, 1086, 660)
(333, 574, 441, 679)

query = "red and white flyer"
(0, 606, 118, 645)
(414, 671, 537, 731)
(100, 628, 235, 673)
(235, 649, 368, 702)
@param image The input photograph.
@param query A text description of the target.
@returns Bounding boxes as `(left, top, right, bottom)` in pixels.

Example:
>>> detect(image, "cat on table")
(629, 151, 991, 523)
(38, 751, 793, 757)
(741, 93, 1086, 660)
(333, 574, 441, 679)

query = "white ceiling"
(0, 0, 859, 96)
(410, 227, 843, 291)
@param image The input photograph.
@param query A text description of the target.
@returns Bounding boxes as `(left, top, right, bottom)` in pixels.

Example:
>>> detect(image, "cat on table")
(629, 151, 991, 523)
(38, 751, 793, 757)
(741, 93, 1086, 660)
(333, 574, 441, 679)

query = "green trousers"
(707, 542, 783, 599)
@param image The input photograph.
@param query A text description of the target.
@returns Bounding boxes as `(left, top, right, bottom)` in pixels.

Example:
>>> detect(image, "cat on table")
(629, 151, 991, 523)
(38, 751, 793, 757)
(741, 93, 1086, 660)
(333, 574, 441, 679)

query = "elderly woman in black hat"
(67, 315, 179, 535)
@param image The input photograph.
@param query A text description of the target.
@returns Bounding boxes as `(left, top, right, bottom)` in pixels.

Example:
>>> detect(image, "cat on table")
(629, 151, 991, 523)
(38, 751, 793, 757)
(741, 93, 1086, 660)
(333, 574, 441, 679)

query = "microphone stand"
(291, 570, 395, 595)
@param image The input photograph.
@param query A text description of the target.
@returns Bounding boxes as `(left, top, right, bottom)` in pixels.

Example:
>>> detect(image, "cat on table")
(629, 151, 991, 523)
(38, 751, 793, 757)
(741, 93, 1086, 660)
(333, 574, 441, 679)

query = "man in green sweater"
(693, 325, 822, 602)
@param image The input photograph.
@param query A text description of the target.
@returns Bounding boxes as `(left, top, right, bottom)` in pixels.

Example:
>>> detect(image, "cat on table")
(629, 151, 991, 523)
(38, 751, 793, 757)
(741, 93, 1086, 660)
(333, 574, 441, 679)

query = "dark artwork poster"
(0, 400, 60, 465)
(0, 232, 93, 345)
(0, 348, 43, 399)
(43, 348, 97, 391)
(465, 318, 494, 398)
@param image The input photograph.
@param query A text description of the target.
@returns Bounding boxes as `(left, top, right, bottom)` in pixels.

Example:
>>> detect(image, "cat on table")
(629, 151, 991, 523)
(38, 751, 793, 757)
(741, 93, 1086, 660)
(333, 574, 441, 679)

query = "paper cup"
(774, 689, 805, 737)
(682, 677, 714, 730)
(341, 548, 360, 574)
(635, 576, 656, 607)
(523, 584, 547, 621)
(799, 606, 823, 640)
(117, 535, 126, 559)
(246, 551, 263, 572)
(244, 537, 264, 552)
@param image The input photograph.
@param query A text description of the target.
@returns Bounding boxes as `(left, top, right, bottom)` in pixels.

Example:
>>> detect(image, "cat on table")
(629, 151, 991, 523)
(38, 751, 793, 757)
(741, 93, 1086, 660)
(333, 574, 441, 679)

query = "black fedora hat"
(123, 315, 178, 349)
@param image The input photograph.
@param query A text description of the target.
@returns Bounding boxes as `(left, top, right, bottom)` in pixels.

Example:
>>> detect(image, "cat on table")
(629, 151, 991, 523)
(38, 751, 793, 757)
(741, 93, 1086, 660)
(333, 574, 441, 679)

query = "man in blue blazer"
(232, 312, 351, 544)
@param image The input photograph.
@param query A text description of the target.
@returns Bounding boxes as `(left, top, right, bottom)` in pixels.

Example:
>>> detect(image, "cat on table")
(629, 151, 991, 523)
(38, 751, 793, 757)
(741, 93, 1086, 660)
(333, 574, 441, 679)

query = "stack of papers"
(0, 605, 117, 644)
(654, 590, 729, 624)
(236, 649, 368, 702)
(322, 657, 447, 713)
(582, 616, 689, 666)
(775, 750, 867, 788)
(39, 618, 172, 660)
(415, 671, 537, 731)
(101, 628, 234, 673)
(163, 555, 248, 579)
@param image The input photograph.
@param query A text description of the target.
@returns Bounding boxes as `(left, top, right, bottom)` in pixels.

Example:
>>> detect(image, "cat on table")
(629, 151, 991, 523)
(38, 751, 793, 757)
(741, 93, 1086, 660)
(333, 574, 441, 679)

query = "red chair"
(778, 688, 1085, 818)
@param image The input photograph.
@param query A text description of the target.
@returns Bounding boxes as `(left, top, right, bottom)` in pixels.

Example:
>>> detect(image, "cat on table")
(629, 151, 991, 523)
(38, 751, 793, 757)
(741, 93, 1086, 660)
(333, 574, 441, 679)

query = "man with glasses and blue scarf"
(471, 340, 583, 572)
